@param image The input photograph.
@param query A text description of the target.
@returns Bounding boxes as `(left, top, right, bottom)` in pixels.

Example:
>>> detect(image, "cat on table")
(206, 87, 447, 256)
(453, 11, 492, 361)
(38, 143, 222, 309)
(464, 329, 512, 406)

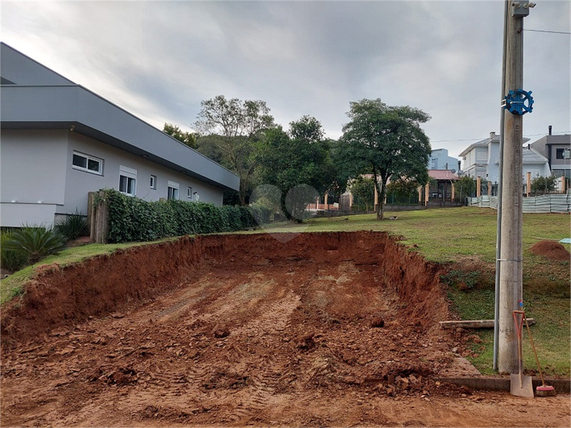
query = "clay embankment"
(1, 231, 447, 348)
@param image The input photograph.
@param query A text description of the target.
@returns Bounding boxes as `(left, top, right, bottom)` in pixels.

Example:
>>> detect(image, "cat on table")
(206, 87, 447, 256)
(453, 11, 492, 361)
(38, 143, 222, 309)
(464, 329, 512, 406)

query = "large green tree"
(193, 95, 275, 205)
(338, 99, 431, 219)
(257, 117, 335, 222)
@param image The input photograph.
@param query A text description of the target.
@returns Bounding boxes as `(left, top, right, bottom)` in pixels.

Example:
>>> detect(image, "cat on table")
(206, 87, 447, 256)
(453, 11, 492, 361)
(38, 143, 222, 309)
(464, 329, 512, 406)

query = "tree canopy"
(256, 117, 335, 222)
(193, 95, 276, 205)
(163, 123, 197, 149)
(338, 99, 431, 219)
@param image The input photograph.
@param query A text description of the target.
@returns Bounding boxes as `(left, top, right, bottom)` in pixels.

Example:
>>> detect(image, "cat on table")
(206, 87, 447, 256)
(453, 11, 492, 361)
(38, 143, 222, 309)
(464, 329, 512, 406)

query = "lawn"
(1, 207, 569, 375)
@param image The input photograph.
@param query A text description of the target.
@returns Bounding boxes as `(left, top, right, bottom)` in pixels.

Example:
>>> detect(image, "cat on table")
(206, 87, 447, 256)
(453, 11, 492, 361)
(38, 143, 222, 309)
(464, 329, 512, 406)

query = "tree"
(289, 115, 325, 143)
(193, 95, 275, 205)
(531, 175, 557, 195)
(163, 123, 197, 149)
(256, 118, 335, 222)
(455, 176, 477, 203)
(349, 176, 375, 211)
(338, 99, 431, 219)
(386, 178, 420, 205)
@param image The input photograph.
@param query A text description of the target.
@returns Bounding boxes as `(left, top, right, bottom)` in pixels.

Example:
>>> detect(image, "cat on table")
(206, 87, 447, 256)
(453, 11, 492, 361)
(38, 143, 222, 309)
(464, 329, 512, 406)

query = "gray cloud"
(2, 0, 569, 158)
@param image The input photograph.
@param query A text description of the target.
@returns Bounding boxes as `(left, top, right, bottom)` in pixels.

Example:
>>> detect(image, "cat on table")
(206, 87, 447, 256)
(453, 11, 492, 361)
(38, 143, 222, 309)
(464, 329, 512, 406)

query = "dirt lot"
(1, 231, 569, 427)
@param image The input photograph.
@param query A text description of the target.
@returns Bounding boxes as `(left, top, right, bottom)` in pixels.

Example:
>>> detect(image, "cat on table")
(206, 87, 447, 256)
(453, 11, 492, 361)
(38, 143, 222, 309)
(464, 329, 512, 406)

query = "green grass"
(1, 207, 569, 375)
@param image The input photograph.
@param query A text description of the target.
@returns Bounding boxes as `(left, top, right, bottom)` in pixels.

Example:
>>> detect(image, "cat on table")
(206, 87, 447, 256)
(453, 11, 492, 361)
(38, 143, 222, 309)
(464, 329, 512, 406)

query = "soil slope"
(1, 231, 569, 427)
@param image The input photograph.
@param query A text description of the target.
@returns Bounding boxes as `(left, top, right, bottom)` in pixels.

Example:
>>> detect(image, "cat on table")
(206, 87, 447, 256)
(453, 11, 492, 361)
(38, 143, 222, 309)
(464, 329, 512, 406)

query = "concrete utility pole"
(497, 0, 535, 374)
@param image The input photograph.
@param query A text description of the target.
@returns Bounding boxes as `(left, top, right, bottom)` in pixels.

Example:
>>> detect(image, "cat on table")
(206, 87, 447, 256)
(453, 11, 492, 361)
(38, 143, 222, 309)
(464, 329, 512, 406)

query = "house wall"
(531, 135, 571, 179)
(0, 129, 68, 227)
(462, 147, 488, 180)
(62, 131, 224, 216)
(429, 149, 459, 171)
(486, 142, 500, 183)
(0, 129, 225, 227)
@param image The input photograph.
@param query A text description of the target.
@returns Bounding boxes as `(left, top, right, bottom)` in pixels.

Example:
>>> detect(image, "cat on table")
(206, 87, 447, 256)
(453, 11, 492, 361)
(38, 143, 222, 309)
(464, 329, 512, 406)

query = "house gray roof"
(458, 139, 490, 157)
(458, 132, 530, 158)
(522, 146, 549, 164)
(0, 43, 239, 192)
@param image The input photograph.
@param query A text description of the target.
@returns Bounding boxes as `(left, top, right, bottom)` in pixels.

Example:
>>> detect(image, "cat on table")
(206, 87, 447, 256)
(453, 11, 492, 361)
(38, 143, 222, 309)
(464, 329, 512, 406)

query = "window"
(187, 186, 193, 199)
(167, 181, 179, 200)
(150, 175, 157, 189)
(476, 150, 488, 161)
(72, 151, 103, 175)
(555, 148, 570, 160)
(119, 165, 137, 196)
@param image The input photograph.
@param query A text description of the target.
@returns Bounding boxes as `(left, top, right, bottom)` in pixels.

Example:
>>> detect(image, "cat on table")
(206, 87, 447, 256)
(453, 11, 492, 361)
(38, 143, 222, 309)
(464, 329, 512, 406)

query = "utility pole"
(497, 0, 535, 374)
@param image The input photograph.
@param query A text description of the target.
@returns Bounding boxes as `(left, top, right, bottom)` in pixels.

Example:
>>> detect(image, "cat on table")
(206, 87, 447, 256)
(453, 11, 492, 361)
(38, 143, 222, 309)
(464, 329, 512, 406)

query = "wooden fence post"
(90, 190, 109, 244)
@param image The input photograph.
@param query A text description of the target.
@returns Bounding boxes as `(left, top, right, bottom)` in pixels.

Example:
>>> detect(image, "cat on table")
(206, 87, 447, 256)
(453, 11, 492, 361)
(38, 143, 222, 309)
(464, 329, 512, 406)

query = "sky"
(1, 0, 570, 158)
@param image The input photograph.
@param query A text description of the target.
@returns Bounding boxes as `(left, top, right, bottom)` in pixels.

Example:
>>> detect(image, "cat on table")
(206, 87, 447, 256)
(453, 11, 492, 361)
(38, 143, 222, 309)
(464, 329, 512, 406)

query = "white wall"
(0, 129, 68, 226)
(0, 129, 225, 227)
(63, 131, 223, 215)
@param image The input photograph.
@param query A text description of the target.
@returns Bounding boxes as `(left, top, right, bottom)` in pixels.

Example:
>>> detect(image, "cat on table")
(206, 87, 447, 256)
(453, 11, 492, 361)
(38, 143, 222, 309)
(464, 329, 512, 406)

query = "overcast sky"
(2, 0, 570, 158)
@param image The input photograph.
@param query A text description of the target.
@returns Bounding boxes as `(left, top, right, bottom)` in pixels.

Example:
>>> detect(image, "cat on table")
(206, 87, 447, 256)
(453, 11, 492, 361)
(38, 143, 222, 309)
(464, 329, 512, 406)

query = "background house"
(428, 148, 459, 172)
(531, 126, 571, 182)
(0, 43, 239, 228)
(459, 131, 550, 195)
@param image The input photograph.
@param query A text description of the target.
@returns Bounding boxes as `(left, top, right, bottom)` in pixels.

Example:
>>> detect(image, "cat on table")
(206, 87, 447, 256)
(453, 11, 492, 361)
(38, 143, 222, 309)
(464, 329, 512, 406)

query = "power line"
(431, 131, 571, 144)
(524, 29, 571, 35)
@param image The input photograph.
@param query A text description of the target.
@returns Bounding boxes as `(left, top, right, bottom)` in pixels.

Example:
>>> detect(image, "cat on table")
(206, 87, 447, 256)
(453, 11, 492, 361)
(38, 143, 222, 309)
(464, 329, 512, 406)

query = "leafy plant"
(1, 230, 28, 272)
(55, 211, 89, 241)
(531, 175, 557, 195)
(2, 227, 67, 265)
(103, 189, 270, 243)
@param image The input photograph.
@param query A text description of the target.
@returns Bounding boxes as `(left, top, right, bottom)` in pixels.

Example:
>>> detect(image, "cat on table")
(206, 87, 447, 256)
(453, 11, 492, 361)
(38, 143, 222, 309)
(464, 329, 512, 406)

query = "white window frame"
(150, 174, 157, 189)
(167, 180, 179, 200)
(187, 186, 193, 199)
(119, 165, 137, 197)
(72, 151, 103, 175)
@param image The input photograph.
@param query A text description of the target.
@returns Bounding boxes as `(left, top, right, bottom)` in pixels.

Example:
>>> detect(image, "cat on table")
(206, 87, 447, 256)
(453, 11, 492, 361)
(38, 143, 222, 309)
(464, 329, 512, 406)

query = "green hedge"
(103, 189, 271, 243)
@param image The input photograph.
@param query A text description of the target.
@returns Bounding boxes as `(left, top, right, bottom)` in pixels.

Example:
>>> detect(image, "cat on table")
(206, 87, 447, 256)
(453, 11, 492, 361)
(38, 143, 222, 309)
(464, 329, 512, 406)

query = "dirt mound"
(529, 240, 570, 261)
(2, 231, 568, 427)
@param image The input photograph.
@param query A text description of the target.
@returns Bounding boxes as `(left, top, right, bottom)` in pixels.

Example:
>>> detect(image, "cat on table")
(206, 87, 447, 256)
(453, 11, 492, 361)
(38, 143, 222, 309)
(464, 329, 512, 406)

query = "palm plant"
(2, 227, 66, 265)
(1, 230, 28, 272)
(55, 212, 89, 241)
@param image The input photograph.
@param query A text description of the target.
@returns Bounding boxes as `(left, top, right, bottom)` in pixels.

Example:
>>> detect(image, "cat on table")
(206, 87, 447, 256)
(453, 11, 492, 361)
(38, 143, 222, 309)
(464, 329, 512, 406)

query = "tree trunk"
(239, 181, 247, 206)
(372, 172, 386, 220)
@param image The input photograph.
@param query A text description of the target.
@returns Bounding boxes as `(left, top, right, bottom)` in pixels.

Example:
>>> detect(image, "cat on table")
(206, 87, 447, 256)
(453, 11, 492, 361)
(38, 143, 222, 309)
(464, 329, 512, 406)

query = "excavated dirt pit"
(1, 231, 569, 427)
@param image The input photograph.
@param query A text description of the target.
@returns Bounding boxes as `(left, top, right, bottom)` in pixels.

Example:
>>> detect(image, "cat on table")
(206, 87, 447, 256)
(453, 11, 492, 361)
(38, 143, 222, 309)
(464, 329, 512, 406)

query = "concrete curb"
(436, 376, 570, 394)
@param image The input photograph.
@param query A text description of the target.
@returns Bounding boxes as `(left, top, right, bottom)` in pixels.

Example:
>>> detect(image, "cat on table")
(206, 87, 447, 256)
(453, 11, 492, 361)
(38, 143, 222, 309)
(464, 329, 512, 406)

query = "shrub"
(55, 211, 89, 241)
(102, 189, 272, 243)
(2, 227, 66, 265)
(1, 230, 28, 272)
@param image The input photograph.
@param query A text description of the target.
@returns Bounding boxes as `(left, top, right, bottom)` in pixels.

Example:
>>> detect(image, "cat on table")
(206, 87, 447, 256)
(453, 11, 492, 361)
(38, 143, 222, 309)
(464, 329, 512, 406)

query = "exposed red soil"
(1, 232, 569, 427)
(529, 240, 571, 261)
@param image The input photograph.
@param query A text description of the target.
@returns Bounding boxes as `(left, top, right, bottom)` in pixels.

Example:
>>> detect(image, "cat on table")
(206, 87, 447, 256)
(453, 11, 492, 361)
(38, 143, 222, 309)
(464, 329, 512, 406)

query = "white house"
(459, 132, 550, 185)
(0, 43, 239, 228)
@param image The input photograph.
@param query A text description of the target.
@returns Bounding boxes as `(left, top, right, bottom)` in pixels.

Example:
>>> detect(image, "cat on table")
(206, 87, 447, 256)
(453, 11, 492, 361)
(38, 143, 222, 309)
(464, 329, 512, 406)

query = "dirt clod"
(530, 240, 570, 261)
